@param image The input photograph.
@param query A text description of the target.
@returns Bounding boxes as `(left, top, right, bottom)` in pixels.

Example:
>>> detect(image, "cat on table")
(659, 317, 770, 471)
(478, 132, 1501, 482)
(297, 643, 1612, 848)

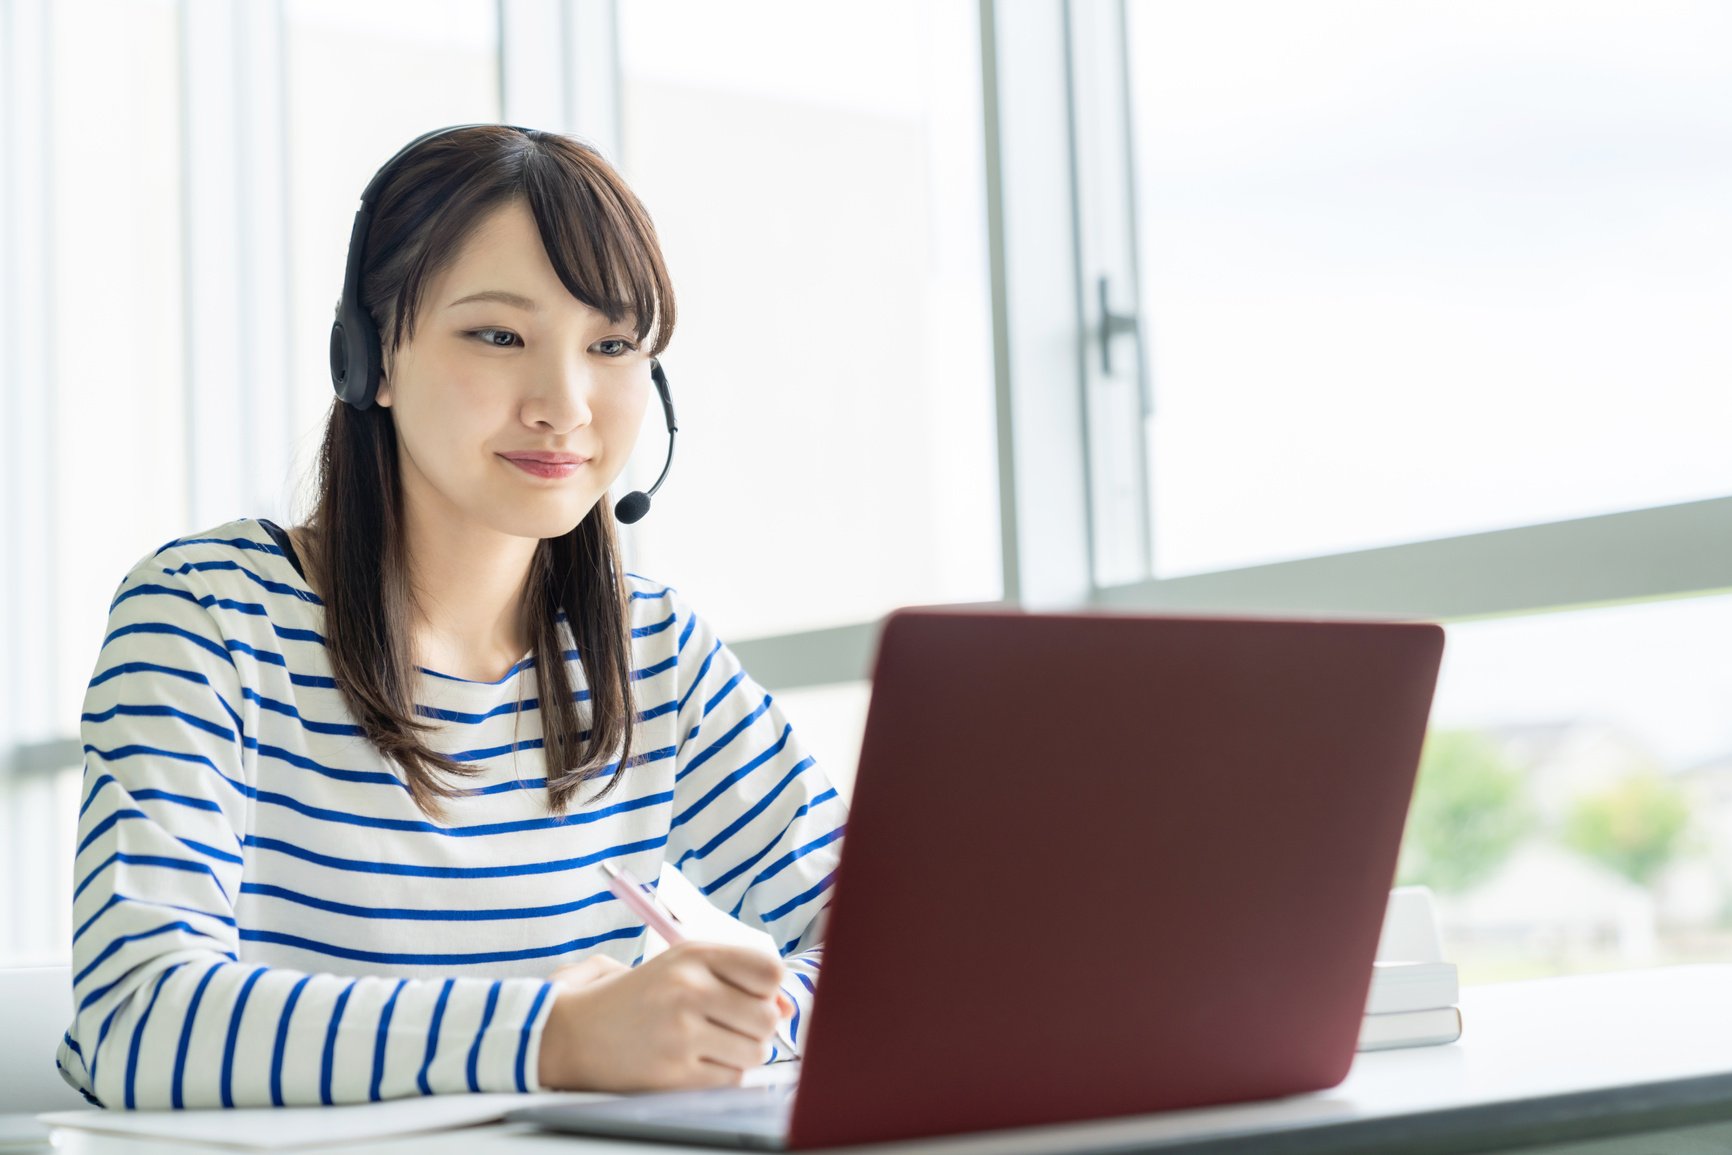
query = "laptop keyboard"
(582, 1083, 796, 1127)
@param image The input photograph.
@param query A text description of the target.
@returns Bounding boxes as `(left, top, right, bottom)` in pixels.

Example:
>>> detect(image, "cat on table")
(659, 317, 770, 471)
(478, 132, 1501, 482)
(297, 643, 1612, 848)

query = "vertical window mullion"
(3, 0, 58, 750)
(979, 0, 1094, 611)
(1068, 0, 1153, 588)
(180, 0, 249, 529)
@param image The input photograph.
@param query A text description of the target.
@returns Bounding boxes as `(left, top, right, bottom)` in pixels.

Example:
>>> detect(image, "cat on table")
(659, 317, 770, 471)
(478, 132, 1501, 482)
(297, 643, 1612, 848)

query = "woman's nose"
(535, 360, 596, 429)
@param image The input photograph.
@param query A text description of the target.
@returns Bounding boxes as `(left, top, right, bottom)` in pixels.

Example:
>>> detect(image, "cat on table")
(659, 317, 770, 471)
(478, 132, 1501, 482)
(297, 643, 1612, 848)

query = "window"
(283, 0, 502, 505)
(38, 0, 186, 733)
(613, 0, 1000, 641)
(1124, 0, 1732, 577)
(8, 0, 1726, 990)
(1416, 593, 1732, 981)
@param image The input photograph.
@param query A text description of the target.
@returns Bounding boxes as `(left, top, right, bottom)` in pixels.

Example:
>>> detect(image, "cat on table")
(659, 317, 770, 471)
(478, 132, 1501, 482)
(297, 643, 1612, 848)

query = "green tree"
(1562, 773, 1690, 887)
(1395, 728, 1534, 895)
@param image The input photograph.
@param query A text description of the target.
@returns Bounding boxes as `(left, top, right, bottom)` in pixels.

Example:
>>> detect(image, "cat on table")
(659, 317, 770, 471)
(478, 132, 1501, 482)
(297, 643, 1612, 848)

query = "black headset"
(328, 122, 678, 525)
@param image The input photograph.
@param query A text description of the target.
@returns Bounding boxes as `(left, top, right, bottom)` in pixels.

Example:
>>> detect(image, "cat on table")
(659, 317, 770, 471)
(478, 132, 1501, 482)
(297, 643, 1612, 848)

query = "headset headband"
(329, 123, 536, 409)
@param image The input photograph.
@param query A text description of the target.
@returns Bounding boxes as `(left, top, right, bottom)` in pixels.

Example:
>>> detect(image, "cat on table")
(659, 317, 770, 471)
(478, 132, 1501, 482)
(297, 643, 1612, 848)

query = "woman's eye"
(469, 328, 521, 348)
(595, 338, 637, 357)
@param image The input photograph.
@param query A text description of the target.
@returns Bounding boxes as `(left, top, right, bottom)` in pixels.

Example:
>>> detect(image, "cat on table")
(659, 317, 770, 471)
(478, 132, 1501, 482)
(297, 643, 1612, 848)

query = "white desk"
(26, 964, 1732, 1155)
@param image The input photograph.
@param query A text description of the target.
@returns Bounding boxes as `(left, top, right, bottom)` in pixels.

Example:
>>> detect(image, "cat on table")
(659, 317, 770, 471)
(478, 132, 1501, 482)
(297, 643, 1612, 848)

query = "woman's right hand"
(537, 941, 791, 1092)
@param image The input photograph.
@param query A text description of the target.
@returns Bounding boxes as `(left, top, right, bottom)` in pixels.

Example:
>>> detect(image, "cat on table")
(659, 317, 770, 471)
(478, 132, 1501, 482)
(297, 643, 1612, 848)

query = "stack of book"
(1359, 959, 1461, 1051)
(1357, 884, 1462, 1051)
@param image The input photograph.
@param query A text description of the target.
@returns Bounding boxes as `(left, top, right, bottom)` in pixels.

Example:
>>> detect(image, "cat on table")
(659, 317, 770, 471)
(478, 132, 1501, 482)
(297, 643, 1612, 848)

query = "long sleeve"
(658, 589, 848, 1060)
(59, 560, 558, 1108)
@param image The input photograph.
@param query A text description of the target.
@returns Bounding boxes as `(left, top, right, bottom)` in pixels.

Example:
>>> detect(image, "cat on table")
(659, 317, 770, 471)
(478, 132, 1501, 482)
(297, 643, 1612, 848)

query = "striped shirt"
(58, 516, 844, 1109)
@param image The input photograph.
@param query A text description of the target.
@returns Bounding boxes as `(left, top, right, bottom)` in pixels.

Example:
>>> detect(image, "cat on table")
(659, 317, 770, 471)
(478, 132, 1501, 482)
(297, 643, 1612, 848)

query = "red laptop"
(513, 605, 1446, 1148)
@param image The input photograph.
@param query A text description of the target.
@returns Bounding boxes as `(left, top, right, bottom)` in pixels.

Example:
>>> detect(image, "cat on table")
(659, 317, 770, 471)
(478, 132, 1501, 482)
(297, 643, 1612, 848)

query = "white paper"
(36, 1094, 580, 1150)
(37, 1062, 800, 1151)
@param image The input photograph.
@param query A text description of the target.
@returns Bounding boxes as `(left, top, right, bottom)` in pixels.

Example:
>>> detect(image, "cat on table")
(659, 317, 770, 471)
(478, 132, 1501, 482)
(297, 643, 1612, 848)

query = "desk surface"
(27, 964, 1732, 1155)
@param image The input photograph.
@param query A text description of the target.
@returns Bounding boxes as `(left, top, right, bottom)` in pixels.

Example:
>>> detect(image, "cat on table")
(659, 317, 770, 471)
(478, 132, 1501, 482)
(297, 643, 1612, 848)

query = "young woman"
(59, 125, 844, 1109)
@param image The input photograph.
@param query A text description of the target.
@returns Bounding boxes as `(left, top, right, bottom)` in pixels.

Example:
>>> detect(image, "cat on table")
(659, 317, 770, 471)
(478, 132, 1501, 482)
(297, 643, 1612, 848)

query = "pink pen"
(598, 860, 799, 1059)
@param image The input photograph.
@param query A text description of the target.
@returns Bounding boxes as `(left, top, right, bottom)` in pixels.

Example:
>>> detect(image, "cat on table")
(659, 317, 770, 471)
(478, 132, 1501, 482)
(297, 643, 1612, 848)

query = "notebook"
(512, 604, 1446, 1149)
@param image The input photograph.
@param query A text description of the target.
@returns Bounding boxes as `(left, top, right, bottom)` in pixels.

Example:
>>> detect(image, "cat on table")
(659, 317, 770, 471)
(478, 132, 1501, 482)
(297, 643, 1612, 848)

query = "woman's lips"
(501, 454, 588, 479)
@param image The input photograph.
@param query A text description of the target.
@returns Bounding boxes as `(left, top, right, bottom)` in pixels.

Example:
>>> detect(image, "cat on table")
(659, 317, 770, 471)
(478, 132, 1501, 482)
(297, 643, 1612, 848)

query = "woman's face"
(375, 196, 654, 544)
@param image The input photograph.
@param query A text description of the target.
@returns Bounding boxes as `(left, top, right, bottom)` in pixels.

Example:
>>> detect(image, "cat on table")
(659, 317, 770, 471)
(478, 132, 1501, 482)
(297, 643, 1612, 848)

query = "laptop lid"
(782, 606, 1444, 1148)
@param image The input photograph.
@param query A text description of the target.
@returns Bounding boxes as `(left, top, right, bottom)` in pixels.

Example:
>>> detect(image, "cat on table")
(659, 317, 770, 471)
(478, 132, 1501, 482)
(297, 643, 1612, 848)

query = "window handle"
(1097, 275, 1152, 417)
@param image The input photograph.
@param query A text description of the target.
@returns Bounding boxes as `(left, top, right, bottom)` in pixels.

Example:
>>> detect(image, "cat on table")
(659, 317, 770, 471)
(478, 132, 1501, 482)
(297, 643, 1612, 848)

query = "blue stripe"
(676, 641, 722, 715)
(702, 670, 747, 721)
(320, 984, 354, 1106)
(514, 984, 553, 1093)
(123, 964, 180, 1109)
(84, 742, 247, 799)
(413, 697, 538, 725)
(240, 923, 642, 967)
(417, 980, 455, 1094)
(220, 968, 266, 1107)
(134, 786, 225, 813)
(178, 836, 244, 864)
(445, 734, 554, 762)
(412, 690, 677, 725)
(76, 808, 144, 856)
(766, 872, 836, 925)
(253, 741, 404, 790)
(672, 736, 800, 833)
(678, 694, 772, 782)
(239, 881, 613, 923)
(223, 635, 290, 668)
(270, 975, 313, 1106)
(171, 963, 222, 1107)
(717, 794, 841, 904)
(675, 758, 818, 874)
(419, 658, 533, 685)
(632, 611, 676, 638)
(370, 980, 408, 1102)
(74, 893, 234, 947)
(675, 612, 696, 655)
(78, 772, 117, 819)
(89, 997, 125, 1086)
(466, 982, 502, 1092)
(243, 833, 668, 880)
(197, 590, 297, 621)
(637, 699, 676, 722)
(82, 702, 235, 745)
(116, 588, 284, 633)
(75, 809, 241, 864)
(243, 687, 364, 736)
(633, 653, 677, 681)
(87, 660, 244, 734)
(73, 851, 223, 905)
(241, 781, 671, 839)
(101, 620, 233, 669)
(239, 737, 649, 797)
(110, 581, 199, 614)
(155, 557, 311, 603)
(160, 536, 294, 567)
(137, 592, 325, 647)
(272, 623, 324, 643)
(74, 920, 210, 987)
(157, 531, 282, 556)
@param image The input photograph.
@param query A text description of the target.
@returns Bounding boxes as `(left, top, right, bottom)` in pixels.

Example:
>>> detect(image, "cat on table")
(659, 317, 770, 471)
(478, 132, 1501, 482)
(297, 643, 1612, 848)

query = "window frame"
(6, 0, 1729, 766)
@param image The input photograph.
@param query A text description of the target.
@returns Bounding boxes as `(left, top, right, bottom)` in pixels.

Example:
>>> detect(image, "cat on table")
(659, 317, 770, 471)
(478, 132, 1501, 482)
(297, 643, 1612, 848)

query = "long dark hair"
(295, 125, 676, 819)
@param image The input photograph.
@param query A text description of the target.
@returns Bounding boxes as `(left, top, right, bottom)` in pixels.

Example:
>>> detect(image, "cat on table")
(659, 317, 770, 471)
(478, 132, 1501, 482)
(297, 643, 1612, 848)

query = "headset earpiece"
(329, 123, 532, 410)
